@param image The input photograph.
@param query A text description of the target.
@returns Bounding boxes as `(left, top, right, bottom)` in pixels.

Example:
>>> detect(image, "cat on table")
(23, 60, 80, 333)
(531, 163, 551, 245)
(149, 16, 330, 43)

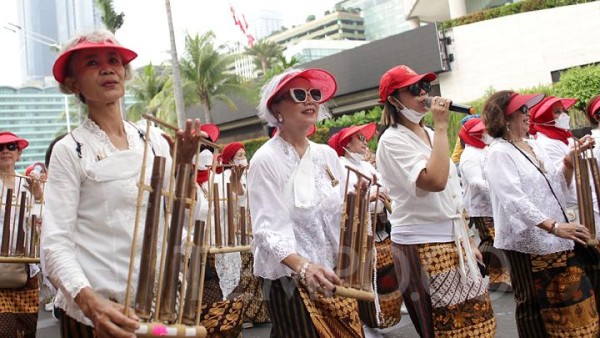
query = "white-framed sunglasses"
(284, 88, 323, 103)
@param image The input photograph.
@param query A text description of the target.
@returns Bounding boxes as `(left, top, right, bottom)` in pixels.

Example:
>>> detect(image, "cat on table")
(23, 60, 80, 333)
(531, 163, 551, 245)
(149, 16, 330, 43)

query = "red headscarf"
(327, 123, 377, 156)
(458, 118, 485, 149)
(529, 96, 577, 145)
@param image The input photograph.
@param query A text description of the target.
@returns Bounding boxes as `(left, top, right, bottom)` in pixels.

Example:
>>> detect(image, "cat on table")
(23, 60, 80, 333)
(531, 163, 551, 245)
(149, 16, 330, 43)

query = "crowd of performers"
(2, 28, 600, 338)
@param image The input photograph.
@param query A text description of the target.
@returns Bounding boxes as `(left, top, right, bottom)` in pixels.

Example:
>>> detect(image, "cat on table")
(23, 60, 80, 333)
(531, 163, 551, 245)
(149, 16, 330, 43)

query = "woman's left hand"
(175, 119, 209, 164)
(469, 237, 483, 264)
(304, 263, 341, 297)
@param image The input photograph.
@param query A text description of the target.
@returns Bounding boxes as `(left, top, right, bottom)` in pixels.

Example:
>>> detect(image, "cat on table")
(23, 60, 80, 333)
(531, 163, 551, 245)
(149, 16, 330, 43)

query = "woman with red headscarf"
(458, 118, 512, 292)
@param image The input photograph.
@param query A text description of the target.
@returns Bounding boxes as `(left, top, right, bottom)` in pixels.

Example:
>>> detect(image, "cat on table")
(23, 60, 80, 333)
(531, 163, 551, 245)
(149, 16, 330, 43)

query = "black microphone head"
(424, 97, 432, 109)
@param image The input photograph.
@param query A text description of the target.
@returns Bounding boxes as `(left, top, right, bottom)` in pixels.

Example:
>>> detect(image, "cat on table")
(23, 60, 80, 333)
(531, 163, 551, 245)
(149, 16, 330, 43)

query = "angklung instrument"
(334, 165, 379, 302)
(124, 114, 222, 338)
(0, 172, 44, 264)
(573, 138, 600, 247)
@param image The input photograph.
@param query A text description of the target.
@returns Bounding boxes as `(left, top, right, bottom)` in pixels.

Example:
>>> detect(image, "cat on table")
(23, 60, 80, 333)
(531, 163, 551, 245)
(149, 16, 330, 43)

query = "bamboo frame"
(573, 138, 600, 247)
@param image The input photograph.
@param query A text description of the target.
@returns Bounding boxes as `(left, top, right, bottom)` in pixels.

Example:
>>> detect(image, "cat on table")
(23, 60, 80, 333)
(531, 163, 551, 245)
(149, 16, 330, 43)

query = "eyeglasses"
(518, 106, 530, 115)
(285, 88, 323, 103)
(0, 143, 18, 152)
(402, 81, 431, 97)
(354, 134, 367, 142)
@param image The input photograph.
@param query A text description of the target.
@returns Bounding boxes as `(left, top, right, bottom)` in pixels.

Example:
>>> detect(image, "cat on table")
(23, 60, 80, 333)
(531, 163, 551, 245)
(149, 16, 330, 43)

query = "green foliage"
(127, 63, 169, 121)
(94, 0, 124, 33)
(241, 136, 269, 160)
(443, 0, 595, 29)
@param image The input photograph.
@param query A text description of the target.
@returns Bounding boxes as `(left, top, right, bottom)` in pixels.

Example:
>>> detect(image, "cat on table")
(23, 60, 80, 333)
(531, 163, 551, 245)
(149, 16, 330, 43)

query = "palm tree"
(165, 0, 186, 128)
(245, 39, 282, 75)
(94, 0, 124, 33)
(127, 63, 168, 121)
(179, 32, 245, 124)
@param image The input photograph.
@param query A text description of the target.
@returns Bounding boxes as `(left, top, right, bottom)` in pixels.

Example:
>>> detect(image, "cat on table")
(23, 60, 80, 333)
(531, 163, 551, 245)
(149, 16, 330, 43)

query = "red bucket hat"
(53, 38, 138, 84)
(0, 131, 29, 150)
(530, 96, 578, 123)
(587, 96, 600, 122)
(266, 68, 337, 110)
(458, 118, 485, 149)
(221, 142, 244, 165)
(327, 122, 377, 156)
(504, 93, 545, 116)
(378, 65, 437, 103)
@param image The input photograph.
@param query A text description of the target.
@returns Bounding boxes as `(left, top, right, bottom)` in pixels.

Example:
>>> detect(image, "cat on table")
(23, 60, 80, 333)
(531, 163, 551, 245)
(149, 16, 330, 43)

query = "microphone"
(425, 97, 475, 114)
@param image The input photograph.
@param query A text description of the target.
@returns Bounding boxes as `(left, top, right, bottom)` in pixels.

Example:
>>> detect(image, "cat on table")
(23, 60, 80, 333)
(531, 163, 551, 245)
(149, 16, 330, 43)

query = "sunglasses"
(0, 143, 18, 152)
(284, 88, 323, 103)
(403, 81, 431, 97)
(354, 134, 367, 142)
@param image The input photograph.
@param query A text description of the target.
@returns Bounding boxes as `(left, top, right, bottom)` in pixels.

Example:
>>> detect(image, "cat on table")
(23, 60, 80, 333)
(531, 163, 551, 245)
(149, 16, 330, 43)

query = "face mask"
(344, 148, 365, 162)
(197, 149, 214, 170)
(234, 158, 248, 166)
(483, 134, 494, 145)
(555, 113, 570, 130)
(399, 107, 426, 124)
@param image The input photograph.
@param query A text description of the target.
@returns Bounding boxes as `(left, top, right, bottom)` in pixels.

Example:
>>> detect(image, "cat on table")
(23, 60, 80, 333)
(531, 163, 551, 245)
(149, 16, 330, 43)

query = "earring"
(277, 115, 283, 123)
(506, 124, 510, 132)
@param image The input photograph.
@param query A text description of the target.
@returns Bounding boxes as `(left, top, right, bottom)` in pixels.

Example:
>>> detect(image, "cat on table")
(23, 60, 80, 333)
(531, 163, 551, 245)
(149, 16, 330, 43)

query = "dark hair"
(45, 133, 68, 168)
(482, 90, 514, 138)
(586, 94, 600, 126)
(380, 89, 402, 130)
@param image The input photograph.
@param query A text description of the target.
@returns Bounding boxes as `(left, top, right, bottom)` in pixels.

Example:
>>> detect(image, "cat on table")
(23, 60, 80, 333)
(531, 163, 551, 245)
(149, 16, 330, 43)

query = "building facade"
(336, 0, 411, 41)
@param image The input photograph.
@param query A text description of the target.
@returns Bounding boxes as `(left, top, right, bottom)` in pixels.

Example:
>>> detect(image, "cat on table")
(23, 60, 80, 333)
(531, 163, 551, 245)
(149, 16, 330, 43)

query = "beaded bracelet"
(299, 262, 310, 285)
(552, 223, 560, 236)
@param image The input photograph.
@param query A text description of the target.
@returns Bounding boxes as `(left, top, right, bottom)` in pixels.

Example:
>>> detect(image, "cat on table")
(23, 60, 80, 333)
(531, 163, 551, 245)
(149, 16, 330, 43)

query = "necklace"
(505, 138, 548, 174)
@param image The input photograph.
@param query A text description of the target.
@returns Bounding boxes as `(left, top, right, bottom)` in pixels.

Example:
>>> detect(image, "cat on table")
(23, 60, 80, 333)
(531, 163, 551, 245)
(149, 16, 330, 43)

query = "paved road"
(36, 287, 518, 337)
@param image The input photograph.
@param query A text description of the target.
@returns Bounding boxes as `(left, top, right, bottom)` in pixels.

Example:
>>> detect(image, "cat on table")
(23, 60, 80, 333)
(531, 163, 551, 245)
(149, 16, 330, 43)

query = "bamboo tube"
(29, 215, 37, 257)
(135, 156, 166, 320)
(1, 189, 13, 256)
(213, 183, 222, 247)
(240, 207, 247, 246)
(159, 163, 191, 323)
(334, 285, 375, 302)
(182, 220, 205, 325)
(141, 113, 221, 151)
(338, 192, 356, 281)
(226, 183, 235, 247)
(15, 191, 27, 256)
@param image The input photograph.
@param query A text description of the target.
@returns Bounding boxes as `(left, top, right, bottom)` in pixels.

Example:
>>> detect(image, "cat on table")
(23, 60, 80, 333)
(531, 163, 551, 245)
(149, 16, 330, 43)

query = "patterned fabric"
(392, 242, 496, 338)
(228, 252, 270, 324)
(506, 249, 599, 337)
(262, 277, 364, 338)
(471, 217, 511, 286)
(0, 275, 38, 338)
(56, 308, 95, 338)
(358, 237, 402, 329)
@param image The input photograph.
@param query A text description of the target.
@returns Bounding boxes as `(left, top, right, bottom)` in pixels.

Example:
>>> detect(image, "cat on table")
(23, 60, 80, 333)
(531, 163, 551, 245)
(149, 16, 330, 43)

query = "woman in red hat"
(248, 68, 364, 337)
(41, 30, 209, 338)
(483, 90, 598, 337)
(328, 123, 403, 337)
(376, 65, 496, 337)
(458, 118, 512, 292)
(587, 95, 600, 145)
(0, 131, 44, 337)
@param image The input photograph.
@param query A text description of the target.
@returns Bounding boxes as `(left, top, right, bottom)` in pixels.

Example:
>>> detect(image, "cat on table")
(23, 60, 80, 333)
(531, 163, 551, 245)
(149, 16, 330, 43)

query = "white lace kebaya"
(459, 145, 492, 218)
(484, 138, 574, 255)
(248, 135, 344, 280)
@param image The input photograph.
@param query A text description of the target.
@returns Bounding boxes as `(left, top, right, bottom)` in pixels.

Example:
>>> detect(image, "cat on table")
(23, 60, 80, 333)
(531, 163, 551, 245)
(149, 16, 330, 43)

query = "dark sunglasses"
(354, 134, 367, 142)
(404, 81, 431, 96)
(0, 143, 18, 152)
(285, 88, 323, 103)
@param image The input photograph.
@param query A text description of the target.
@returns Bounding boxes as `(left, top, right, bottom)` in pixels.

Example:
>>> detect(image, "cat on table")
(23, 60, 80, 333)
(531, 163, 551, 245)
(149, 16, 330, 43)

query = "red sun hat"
(200, 124, 220, 143)
(221, 142, 244, 165)
(266, 68, 337, 110)
(378, 65, 437, 103)
(327, 122, 377, 156)
(587, 96, 600, 121)
(0, 131, 29, 150)
(530, 96, 578, 123)
(504, 93, 545, 116)
(459, 118, 485, 149)
(53, 38, 138, 84)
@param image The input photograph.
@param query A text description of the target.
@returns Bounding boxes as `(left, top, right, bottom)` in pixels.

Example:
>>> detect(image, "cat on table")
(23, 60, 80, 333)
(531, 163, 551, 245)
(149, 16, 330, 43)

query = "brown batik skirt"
(471, 216, 511, 286)
(261, 277, 364, 338)
(227, 251, 270, 324)
(504, 249, 599, 337)
(392, 241, 496, 337)
(0, 274, 39, 338)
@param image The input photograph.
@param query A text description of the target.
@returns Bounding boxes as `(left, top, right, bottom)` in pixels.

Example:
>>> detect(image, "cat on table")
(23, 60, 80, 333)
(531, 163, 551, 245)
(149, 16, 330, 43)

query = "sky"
(0, 0, 339, 87)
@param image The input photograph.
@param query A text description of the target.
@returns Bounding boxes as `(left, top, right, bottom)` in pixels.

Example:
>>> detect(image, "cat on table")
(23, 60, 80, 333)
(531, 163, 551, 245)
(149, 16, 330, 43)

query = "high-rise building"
(336, 0, 410, 41)
(17, 0, 102, 86)
(248, 9, 283, 41)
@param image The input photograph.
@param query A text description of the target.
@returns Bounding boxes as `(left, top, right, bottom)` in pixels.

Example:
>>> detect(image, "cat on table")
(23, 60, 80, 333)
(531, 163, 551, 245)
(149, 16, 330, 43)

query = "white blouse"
(248, 136, 344, 280)
(484, 138, 573, 255)
(376, 125, 463, 243)
(459, 145, 492, 217)
(42, 119, 175, 326)
(534, 133, 577, 208)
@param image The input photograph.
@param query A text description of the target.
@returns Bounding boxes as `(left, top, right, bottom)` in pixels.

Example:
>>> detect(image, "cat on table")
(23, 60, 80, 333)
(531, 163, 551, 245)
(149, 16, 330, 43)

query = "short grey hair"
(57, 29, 133, 99)
(257, 68, 331, 127)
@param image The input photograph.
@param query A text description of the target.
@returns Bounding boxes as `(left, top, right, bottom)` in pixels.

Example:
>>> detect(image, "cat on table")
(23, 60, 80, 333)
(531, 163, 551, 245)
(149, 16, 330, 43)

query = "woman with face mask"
(376, 65, 496, 337)
(458, 118, 512, 293)
(328, 123, 401, 337)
